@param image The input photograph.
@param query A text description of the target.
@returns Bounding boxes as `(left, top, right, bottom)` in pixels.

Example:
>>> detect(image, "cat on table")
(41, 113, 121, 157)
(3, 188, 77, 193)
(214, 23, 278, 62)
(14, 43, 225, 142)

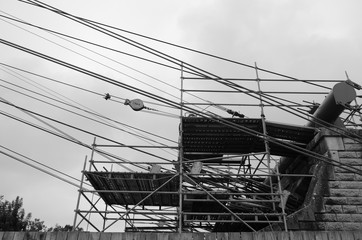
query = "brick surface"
(330, 189, 361, 197)
(336, 214, 353, 222)
(343, 138, 361, 144)
(334, 166, 356, 173)
(329, 181, 362, 189)
(315, 213, 337, 221)
(339, 158, 362, 166)
(325, 205, 343, 213)
(355, 174, 362, 181)
(344, 143, 362, 151)
(334, 173, 355, 181)
(339, 151, 358, 158)
(343, 222, 362, 230)
(350, 214, 362, 221)
(347, 197, 362, 205)
(281, 129, 362, 231)
(324, 222, 344, 231)
(325, 197, 348, 205)
(343, 205, 358, 214)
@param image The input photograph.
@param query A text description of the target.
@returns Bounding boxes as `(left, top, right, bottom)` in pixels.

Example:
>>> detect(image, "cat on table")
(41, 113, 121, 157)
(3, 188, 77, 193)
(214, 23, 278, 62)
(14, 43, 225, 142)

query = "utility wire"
(0, 80, 178, 148)
(1, 38, 360, 174)
(22, 0, 338, 123)
(21, 0, 332, 90)
(1, 11, 361, 175)
(0, 12, 231, 116)
(0, 149, 82, 189)
(0, 64, 178, 145)
(0, 98, 175, 163)
(0, 144, 92, 188)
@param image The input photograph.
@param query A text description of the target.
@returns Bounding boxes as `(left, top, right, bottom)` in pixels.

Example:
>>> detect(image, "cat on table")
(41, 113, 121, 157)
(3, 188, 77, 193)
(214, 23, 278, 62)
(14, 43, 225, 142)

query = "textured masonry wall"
(262, 129, 362, 231)
(284, 129, 362, 231)
(314, 129, 362, 231)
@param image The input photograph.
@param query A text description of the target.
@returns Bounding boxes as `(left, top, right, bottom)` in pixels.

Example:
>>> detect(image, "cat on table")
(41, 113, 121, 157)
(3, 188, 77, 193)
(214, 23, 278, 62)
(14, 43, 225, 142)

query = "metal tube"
(73, 156, 87, 229)
(307, 82, 356, 127)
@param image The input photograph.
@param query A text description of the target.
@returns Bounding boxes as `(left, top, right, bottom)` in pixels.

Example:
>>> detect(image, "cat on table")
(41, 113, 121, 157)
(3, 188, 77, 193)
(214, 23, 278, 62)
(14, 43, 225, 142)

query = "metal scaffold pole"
(255, 62, 288, 231)
(178, 62, 184, 233)
(73, 156, 88, 230)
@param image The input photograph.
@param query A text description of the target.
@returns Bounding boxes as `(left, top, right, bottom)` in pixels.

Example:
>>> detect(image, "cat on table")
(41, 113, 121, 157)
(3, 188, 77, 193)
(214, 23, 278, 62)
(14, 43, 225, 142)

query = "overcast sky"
(1, 0, 361, 231)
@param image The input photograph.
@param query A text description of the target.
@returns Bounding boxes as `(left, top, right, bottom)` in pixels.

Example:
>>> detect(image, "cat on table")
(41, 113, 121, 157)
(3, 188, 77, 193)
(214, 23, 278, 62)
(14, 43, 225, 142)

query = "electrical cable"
(1, 38, 360, 177)
(0, 144, 92, 188)
(0, 14, 183, 104)
(20, 0, 332, 90)
(26, 0, 340, 124)
(0, 64, 179, 145)
(0, 80, 178, 148)
(0, 149, 82, 188)
(16, 0, 354, 133)
(0, 12, 230, 116)
(0, 98, 175, 164)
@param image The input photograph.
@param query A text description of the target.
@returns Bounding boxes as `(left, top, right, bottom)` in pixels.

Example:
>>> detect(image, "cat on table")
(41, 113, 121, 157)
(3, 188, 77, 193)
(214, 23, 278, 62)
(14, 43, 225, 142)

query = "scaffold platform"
(182, 117, 316, 157)
(84, 172, 180, 206)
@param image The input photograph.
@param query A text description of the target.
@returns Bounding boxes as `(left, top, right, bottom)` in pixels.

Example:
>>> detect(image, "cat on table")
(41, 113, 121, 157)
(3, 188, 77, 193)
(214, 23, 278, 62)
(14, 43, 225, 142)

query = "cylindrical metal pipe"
(274, 81, 357, 179)
(307, 82, 356, 127)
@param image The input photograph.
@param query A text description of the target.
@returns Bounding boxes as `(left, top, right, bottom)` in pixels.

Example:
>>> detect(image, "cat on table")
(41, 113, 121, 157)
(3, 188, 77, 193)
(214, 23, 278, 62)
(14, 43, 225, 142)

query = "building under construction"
(73, 69, 362, 233)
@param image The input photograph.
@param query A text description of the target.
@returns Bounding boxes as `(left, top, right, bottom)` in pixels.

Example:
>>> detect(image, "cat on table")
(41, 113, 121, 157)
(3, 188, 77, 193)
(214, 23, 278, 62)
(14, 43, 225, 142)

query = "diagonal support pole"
(185, 174, 256, 232)
(102, 172, 180, 231)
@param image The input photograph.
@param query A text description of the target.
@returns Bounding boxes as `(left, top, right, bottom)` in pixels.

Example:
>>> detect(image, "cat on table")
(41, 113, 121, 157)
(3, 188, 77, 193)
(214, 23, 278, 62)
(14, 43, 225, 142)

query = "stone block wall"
(265, 128, 362, 231)
(311, 129, 362, 230)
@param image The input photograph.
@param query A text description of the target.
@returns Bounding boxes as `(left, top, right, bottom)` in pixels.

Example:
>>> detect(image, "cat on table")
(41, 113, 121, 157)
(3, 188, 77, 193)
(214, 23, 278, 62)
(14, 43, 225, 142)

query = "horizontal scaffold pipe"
(182, 89, 329, 94)
(94, 145, 179, 148)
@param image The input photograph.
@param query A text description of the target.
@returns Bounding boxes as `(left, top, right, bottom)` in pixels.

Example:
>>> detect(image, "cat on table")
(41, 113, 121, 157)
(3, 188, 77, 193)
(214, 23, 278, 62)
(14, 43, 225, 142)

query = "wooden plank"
(191, 233, 205, 240)
(110, 233, 123, 240)
(24, 232, 46, 240)
(228, 232, 240, 240)
(264, 232, 277, 240)
(13, 232, 25, 240)
(146, 233, 157, 240)
(302, 231, 317, 240)
(327, 231, 342, 240)
(205, 233, 217, 240)
(314, 232, 328, 240)
(0, 232, 5, 240)
(238, 232, 253, 240)
(78, 232, 89, 240)
(276, 231, 290, 240)
(121, 233, 135, 240)
(98, 233, 111, 240)
(216, 233, 228, 240)
(339, 231, 355, 240)
(288, 231, 305, 240)
(352, 231, 362, 240)
(156, 233, 169, 240)
(55, 232, 68, 240)
(48, 233, 57, 240)
(179, 233, 193, 240)
(253, 232, 265, 240)
(66, 231, 79, 240)
(88, 233, 100, 240)
(2, 232, 15, 240)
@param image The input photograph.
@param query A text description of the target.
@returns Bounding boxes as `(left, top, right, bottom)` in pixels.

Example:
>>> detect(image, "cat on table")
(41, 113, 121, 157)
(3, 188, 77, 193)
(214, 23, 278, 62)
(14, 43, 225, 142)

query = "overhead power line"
(19, 0, 333, 90)
(0, 144, 91, 188)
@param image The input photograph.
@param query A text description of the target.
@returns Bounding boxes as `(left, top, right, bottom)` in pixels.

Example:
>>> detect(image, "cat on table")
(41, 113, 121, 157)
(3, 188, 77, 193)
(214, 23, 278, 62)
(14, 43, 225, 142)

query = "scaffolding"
(73, 66, 362, 233)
